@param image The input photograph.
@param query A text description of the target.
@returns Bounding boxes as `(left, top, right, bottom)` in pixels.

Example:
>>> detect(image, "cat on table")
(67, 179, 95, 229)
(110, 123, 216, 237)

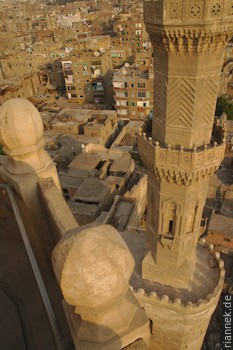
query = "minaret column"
(139, 0, 233, 289)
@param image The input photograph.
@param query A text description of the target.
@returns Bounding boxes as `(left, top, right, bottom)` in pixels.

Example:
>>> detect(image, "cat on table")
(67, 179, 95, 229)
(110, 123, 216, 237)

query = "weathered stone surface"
(0, 98, 43, 154)
(53, 224, 135, 312)
(52, 224, 150, 349)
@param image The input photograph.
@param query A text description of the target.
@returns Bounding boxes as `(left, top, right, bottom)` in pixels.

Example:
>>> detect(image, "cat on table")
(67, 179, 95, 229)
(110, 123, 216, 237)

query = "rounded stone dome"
(0, 98, 43, 154)
(52, 224, 135, 311)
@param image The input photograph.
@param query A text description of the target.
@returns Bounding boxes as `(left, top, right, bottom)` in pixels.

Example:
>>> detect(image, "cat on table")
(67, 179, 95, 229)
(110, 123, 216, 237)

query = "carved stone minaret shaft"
(139, 0, 233, 288)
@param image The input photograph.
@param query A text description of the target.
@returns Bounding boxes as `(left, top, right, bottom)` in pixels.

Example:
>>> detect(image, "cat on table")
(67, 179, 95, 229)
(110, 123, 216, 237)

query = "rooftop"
(209, 213, 233, 237)
(113, 65, 152, 82)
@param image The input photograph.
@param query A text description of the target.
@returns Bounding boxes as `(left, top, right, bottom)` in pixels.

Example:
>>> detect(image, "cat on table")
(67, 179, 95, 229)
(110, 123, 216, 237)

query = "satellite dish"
(94, 51, 100, 57)
(99, 48, 105, 54)
(124, 62, 130, 67)
(81, 144, 85, 150)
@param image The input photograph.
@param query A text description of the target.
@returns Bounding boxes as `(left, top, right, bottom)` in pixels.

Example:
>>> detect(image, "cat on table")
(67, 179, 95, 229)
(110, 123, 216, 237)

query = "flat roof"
(73, 177, 110, 202)
(209, 213, 233, 237)
(59, 174, 84, 188)
(68, 153, 102, 171)
(110, 155, 132, 173)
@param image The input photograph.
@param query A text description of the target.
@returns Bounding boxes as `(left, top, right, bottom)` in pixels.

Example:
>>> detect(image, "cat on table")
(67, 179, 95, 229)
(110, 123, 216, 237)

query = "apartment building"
(112, 14, 148, 55)
(61, 49, 113, 105)
(113, 65, 153, 121)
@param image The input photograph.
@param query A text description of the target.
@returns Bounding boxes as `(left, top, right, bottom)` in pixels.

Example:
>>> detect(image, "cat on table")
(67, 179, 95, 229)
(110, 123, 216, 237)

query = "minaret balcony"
(137, 133, 226, 185)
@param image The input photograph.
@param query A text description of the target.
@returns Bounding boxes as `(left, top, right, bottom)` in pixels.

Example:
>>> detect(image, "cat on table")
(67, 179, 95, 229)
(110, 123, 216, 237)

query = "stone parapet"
(137, 133, 225, 185)
(133, 242, 224, 312)
(133, 240, 224, 312)
(132, 240, 224, 350)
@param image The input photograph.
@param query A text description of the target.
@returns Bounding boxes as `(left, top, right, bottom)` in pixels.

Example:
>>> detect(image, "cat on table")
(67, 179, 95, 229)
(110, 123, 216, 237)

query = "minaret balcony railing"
(137, 132, 226, 184)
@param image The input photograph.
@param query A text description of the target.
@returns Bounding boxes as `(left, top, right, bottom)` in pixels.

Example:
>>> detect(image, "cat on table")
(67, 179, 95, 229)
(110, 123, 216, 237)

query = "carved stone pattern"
(184, 154, 191, 165)
(154, 0, 162, 18)
(154, 73, 167, 123)
(168, 1, 182, 19)
(196, 154, 203, 167)
(172, 152, 179, 164)
(189, 0, 204, 18)
(194, 77, 219, 127)
(144, 0, 162, 21)
(166, 78, 195, 129)
(159, 150, 167, 162)
(227, 3, 233, 16)
(211, 2, 221, 17)
(137, 137, 225, 185)
(139, 153, 222, 185)
(149, 28, 232, 55)
(153, 165, 220, 185)
(144, 2, 152, 20)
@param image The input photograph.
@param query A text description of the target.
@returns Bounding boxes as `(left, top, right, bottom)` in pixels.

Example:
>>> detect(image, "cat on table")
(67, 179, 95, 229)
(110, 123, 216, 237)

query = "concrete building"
(51, 108, 118, 146)
(61, 49, 113, 104)
(113, 65, 153, 121)
(113, 13, 149, 55)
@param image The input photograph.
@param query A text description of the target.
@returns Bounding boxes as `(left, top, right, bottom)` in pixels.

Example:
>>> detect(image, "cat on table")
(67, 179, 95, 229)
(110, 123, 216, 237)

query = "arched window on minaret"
(161, 200, 177, 238)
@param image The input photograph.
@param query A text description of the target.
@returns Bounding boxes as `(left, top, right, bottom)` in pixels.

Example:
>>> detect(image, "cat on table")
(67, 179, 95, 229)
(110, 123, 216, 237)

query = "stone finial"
(53, 224, 135, 313)
(0, 98, 43, 156)
(52, 224, 150, 349)
(0, 98, 60, 190)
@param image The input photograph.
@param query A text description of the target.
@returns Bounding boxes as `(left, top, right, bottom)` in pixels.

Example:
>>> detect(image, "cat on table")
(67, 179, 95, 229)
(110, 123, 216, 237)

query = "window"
(224, 238, 231, 242)
(130, 102, 135, 106)
(169, 221, 174, 235)
(131, 84, 134, 88)
(138, 92, 146, 98)
(71, 93, 77, 98)
(67, 86, 76, 91)
(138, 82, 146, 88)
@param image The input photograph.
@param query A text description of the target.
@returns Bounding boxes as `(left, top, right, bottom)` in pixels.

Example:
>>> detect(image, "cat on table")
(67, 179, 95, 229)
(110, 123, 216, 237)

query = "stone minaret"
(132, 2, 232, 349)
(138, 0, 233, 289)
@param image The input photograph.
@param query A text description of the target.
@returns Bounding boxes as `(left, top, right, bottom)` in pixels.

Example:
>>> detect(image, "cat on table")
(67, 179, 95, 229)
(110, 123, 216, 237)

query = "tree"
(215, 96, 233, 120)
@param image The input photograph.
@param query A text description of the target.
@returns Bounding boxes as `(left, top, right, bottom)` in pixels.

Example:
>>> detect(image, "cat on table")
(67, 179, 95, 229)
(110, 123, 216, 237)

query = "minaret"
(138, 0, 233, 289)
